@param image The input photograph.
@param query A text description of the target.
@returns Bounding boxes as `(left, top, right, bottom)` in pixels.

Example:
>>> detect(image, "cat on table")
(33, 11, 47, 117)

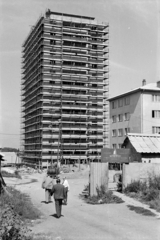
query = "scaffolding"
(21, 9, 109, 167)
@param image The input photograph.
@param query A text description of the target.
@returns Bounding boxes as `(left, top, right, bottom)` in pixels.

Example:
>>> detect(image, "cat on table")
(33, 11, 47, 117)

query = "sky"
(0, 0, 159, 148)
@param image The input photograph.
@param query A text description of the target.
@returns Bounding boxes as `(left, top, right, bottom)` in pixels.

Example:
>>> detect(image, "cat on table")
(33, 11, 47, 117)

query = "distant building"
(122, 133, 160, 163)
(108, 80, 160, 148)
(1, 152, 19, 165)
(21, 10, 109, 167)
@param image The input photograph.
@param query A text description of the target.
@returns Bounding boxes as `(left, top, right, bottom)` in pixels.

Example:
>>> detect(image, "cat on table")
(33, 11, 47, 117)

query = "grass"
(80, 184, 124, 205)
(0, 187, 41, 240)
(124, 174, 160, 212)
(0, 186, 41, 220)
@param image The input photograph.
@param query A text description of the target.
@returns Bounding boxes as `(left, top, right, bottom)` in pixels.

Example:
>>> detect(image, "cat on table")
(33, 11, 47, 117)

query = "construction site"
(21, 9, 109, 167)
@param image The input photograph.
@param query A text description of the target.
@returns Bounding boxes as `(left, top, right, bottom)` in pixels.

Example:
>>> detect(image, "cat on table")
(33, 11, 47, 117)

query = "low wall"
(123, 163, 160, 188)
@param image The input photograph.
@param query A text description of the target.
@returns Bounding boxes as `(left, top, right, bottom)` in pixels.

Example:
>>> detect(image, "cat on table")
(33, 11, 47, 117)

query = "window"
(118, 114, 123, 122)
(152, 126, 160, 134)
(112, 129, 117, 137)
(118, 129, 123, 137)
(124, 112, 130, 121)
(112, 115, 116, 123)
(152, 110, 160, 118)
(152, 94, 160, 102)
(118, 99, 123, 107)
(118, 144, 122, 149)
(112, 101, 116, 109)
(124, 128, 130, 135)
(124, 96, 130, 105)
(112, 144, 117, 149)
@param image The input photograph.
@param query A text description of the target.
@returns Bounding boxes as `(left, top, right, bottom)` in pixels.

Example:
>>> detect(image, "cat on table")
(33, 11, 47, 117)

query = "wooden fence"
(89, 162, 108, 196)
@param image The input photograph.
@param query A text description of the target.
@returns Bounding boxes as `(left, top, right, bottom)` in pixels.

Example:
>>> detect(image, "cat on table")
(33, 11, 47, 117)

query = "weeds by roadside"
(124, 174, 160, 212)
(80, 184, 124, 204)
(0, 187, 41, 240)
(0, 187, 41, 220)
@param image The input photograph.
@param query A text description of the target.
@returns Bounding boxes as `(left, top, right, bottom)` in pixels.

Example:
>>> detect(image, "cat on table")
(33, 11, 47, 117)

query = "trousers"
(64, 187, 68, 204)
(45, 189, 51, 203)
(55, 199, 63, 218)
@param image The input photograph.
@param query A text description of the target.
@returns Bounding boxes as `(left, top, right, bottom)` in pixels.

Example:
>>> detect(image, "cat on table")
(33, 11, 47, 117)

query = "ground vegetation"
(124, 174, 160, 212)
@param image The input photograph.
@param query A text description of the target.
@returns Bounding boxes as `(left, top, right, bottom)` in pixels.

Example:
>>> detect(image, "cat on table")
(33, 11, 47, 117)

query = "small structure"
(122, 133, 160, 163)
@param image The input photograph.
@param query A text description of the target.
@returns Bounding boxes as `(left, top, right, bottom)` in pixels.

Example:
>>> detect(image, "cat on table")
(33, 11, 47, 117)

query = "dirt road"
(10, 169, 160, 240)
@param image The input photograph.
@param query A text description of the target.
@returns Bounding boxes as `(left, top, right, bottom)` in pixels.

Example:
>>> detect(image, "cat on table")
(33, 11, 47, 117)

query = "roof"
(123, 133, 160, 153)
(48, 10, 95, 20)
(108, 83, 160, 101)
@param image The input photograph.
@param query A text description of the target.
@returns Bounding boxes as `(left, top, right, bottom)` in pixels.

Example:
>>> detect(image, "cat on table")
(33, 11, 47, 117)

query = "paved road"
(13, 172, 160, 240)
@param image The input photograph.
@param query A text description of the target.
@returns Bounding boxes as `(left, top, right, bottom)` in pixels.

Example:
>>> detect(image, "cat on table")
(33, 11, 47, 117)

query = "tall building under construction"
(21, 9, 109, 167)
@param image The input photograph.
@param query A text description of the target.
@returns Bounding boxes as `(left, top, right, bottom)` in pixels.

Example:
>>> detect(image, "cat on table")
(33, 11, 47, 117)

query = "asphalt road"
(13, 170, 160, 240)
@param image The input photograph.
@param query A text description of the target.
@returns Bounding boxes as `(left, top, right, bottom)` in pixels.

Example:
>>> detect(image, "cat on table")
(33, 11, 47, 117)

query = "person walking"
(50, 178, 66, 218)
(42, 172, 54, 203)
(62, 176, 70, 205)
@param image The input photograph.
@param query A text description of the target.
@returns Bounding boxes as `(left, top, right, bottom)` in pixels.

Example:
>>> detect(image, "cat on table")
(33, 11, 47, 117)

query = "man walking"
(51, 178, 66, 218)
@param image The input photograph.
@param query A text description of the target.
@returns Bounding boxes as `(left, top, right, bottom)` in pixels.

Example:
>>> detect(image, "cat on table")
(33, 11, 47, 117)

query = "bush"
(80, 184, 123, 205)
(124, 174, 160, 212)
(148, 175, 160, 190)
(124, 180, 147, 193)
(142, 188, 159, 201)
(149, 196, 160, 212)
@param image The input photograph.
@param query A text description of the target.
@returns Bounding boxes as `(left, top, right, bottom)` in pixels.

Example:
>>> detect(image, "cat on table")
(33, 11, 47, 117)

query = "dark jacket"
(51, 183, 66, 200)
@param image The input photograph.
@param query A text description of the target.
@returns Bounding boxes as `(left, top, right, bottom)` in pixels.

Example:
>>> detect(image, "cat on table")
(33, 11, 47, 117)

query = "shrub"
(80, 184, 123, 204)
(148, 175, 160, 190)
(124, 174, 160, 212)
(149, 196, 160, 212)
(142, 188, 159, 201)
(124, 180, 147, 193)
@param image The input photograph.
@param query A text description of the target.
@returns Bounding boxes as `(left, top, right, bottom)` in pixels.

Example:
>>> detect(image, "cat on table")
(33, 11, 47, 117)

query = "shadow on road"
(50, 214, 64, 218)
(127, 205, 156, 217)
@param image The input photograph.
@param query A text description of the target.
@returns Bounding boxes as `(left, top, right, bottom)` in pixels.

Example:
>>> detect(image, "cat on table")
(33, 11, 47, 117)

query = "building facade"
(108, 80, 160, 149)
(21, 10, 109, 167)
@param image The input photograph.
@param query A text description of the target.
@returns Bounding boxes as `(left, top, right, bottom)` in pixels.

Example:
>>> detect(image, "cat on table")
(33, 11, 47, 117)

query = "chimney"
(142, 79, 146, 86)
(157, 81, 160, 88)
